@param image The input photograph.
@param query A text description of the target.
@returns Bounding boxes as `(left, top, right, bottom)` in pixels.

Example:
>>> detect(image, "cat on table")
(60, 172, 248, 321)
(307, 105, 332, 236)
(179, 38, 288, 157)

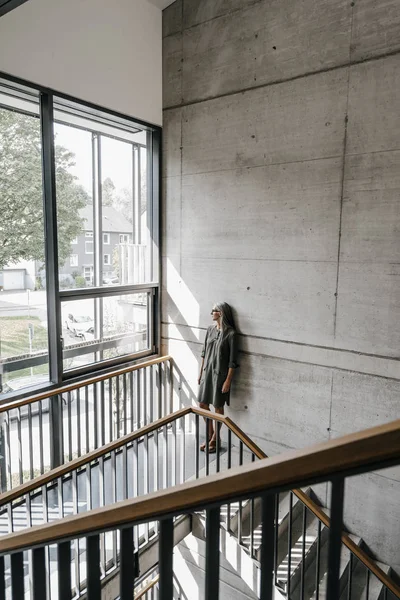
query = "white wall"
(0, 0, 162, 125)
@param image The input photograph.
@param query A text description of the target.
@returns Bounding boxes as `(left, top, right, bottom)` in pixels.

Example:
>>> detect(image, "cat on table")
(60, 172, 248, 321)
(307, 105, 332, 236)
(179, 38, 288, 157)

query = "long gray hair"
(213, 302, 236, 331)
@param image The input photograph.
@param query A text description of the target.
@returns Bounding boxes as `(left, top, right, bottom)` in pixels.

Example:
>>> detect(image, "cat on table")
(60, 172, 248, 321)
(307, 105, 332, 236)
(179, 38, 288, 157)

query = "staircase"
(0, 357, 398, 600)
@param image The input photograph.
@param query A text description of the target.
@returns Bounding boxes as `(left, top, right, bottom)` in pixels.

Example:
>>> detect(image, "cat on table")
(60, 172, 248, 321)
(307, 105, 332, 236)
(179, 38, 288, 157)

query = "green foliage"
(74, 275, 86, 288)
(0, 108, 89, 269)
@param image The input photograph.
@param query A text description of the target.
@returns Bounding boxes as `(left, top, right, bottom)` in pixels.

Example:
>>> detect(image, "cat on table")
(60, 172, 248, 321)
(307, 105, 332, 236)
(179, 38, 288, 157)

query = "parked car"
(103, 275, 119, 285)
(65, 314, 94, 338)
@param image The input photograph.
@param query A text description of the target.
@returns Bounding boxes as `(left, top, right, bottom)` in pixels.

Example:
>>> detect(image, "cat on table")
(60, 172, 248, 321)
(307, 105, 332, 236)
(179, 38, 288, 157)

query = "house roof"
(80, 205, 132, 234)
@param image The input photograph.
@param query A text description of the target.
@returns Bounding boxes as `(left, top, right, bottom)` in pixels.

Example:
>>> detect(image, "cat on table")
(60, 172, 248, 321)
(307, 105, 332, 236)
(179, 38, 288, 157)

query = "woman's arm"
(222, 331, 239, 393)
(198, 328, 209, 384)
(222, 367, 235, 393)
(198, 357, 205, 385)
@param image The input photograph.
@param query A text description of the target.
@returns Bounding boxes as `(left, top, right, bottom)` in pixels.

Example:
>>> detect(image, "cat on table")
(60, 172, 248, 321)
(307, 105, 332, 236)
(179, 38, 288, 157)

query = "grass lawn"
(0, 316, 48, 383)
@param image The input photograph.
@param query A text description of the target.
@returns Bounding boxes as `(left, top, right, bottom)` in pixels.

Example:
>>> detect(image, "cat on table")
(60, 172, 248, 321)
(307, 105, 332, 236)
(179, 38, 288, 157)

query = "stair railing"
(0, 415, 399, 599)
(0, 355, 173, 491)
(0, 406, 265, 597)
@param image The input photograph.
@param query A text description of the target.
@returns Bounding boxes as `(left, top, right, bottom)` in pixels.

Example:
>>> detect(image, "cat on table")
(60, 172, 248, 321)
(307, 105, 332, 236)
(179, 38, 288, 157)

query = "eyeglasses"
(210, 309, 220, 314)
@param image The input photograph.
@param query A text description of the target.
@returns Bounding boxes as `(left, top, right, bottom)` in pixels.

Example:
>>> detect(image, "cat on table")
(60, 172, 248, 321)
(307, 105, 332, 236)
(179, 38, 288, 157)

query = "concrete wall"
(162, 0, 400, 571)
(0, 0, 162, 125)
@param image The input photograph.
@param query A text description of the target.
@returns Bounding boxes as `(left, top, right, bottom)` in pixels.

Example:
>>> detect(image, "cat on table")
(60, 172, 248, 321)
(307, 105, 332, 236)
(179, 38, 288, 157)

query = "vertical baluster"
(163, 425, 168, 489)
(32, 547, 47, 600)
(144, 435, 149, 543)
(123, 374, 128, 434)
(5, 412, 11, 489)
(154, 427, 159, 491)
(7, 502, 13, 534)
(172, 419, 177, 487)
(25, 492, 32, 528)
(58, 476, 64, 520)
(163, 362, 168, 416)
(85, 386, 90, 453)
(346, 553, 353, 600)
(205, 507, 220, 600)
(100, 381, 105, 447)
(130, 371, 134, 432)
(139, 369, 143, 428)
(17, 407, 22, 485)
(169, 359, 173, 414)
(216, 430, 220, 473)
(58, 541, 71, 600)
(159, 519, 174, 600)
(87, 534, 101, 599)
(227, 429, 232, 530)
(149, 366, 154, 424)
(93, 384, 98, 450)
(76, 388, 81, 459)
(99, 456, 106, 576)
(111, 450, 117, 567)
(11, 552, 24, 600)
(108, 379, 113, 443)
(180, 415, 185, 485)
(300, 504, 307, 600)
(120, 527, 135, 600)
(38, 400, 44, 475)
(72, 470, 80, 595)
(365, 569, 370, 600)
(67, 391, 72, 461)
(116, 376, 121, 439)
(195, 414, 200, 480)
(28, 404, 34, 480)
(250, 454, 255, 559)
(287, 491, 293, 598)
(274, 493, 279, 587)
(133, 439, 140, 551)
(0, 555, 5, 600)
(383, 587, 388, 600)
(142, 369, 147, 427)
(316, 519, 322, 600)
(122, 445, 128, 500)
(260, 494, 276, 600)
(157, 364, 162, 420)
(326, 478, 345, 600)
(238, 442, 244, 545)
(205, 417, 210, 477)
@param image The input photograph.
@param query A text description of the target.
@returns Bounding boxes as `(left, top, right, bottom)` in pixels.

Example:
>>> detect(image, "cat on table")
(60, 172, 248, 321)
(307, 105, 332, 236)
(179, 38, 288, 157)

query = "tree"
(0, 108, 89, 269)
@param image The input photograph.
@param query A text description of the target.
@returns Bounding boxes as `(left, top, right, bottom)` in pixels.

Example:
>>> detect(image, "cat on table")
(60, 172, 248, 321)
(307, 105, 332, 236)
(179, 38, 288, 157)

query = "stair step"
(308, 534, 363, 600)
(339, 560, 391, 600)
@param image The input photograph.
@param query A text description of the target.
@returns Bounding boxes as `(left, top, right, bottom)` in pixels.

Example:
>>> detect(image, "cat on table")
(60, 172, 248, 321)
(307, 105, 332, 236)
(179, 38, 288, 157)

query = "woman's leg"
(199, 402, 214, 449)
(209, 406, 224, 448)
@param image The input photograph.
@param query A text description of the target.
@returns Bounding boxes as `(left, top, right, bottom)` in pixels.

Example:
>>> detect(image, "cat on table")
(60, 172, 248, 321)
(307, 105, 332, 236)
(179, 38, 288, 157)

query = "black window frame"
(0, 71, 161, 403)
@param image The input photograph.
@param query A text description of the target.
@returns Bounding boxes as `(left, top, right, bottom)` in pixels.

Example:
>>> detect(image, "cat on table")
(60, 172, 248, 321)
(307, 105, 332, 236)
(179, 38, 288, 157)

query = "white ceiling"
(146, 0, 176, 9)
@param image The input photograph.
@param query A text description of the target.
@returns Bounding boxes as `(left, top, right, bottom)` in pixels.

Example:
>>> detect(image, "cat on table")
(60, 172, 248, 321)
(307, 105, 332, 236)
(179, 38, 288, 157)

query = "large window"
(0, 87, 49, 393)
(0, 76, 160, 397)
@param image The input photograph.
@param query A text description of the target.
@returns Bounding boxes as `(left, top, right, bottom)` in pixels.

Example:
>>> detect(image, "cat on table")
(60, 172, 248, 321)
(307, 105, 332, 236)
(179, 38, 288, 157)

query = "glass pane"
(100, 136, 133, 286)
(0, 95, 49, 395)
(62, 292, 149, 372)
(54, 120, 93, 290)
(100, 133, 150, 286)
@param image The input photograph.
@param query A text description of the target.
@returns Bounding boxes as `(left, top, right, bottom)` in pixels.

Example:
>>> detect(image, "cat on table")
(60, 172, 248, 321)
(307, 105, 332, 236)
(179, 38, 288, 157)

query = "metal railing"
(0, 406, 260, 598)
(0, 416, 399, 600)
(0, 355, 173, 491)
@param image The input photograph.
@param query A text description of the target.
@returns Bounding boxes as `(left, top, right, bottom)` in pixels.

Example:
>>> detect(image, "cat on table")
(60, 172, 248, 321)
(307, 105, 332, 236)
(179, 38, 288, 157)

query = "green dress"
(198, 325, 239, 408)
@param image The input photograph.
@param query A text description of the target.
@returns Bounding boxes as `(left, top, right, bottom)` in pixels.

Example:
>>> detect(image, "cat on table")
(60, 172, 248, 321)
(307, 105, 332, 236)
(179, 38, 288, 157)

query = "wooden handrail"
(0, 407, 191, 507)
(0, 418, 399, 596)
(135, 574, 159, 599)
(0, 355, 173, 412)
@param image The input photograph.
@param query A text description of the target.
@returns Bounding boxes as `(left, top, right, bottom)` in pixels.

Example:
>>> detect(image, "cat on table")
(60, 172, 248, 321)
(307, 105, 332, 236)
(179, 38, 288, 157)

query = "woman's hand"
(222, 379, 231, 393)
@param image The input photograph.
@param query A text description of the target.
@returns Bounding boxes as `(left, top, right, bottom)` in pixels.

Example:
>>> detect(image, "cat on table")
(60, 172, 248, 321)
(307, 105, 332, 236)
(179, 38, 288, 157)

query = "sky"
(54, 122, 134, 195)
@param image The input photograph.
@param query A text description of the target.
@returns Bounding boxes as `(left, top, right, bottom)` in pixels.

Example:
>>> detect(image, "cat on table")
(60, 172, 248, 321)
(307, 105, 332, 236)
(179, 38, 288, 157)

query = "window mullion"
(40, 92, 62, 384)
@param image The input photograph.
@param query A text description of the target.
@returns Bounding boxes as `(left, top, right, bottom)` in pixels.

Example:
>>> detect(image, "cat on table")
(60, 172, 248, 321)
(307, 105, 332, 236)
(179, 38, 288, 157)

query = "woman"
(198, 302, 238, 452)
